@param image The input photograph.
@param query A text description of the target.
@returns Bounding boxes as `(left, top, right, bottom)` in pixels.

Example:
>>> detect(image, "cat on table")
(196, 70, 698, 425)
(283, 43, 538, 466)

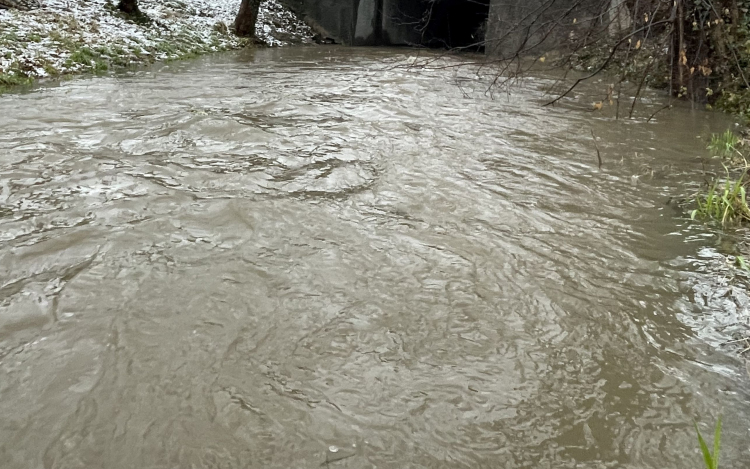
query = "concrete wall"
(282, 0, 506, 49)
(353, 0, 379, 44)
(294, 0, 359, 44)
(281, 0, 599, 52)
(281, 0, 429, 46)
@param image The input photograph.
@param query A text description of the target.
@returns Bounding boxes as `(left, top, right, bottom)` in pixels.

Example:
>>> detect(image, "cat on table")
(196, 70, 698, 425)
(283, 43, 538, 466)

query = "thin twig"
(646, 103, 673, 122)
(591, 128, 602, 168)
(544, 17, 677, 106)
(719, 337, 750, 345)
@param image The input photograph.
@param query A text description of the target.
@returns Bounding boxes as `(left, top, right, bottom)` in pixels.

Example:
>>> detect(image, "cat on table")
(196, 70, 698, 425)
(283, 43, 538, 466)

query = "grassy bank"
(0, 0, 313, 93)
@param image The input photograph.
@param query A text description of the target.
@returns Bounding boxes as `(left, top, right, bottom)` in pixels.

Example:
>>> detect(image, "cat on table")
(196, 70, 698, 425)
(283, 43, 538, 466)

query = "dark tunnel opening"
(294, 0, 492, 49)
(418, 0, 490, 51)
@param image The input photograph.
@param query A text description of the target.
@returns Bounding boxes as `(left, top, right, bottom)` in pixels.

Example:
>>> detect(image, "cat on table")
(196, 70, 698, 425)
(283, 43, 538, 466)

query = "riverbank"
(692, 137, 750, 359)
(0, 0, 313, 91)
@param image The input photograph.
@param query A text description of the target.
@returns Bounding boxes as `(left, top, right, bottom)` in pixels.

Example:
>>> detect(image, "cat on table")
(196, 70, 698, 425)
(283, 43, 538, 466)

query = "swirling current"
(0, 47, 748, 468)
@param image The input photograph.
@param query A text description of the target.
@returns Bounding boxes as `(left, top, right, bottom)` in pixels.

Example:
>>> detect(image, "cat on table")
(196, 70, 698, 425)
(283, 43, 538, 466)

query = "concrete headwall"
(284, 0, 532, 50)
(289, 0, 358, 44)
(282, 0, 447, 46)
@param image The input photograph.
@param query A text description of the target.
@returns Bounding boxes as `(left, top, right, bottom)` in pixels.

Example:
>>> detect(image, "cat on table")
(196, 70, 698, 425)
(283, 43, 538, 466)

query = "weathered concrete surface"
(354, 0, 378, 44)
(282, 0, 601, 53)
(289, 0, 358, 43)
(282, 0, 486, 47)
(293, 0, 423, 45)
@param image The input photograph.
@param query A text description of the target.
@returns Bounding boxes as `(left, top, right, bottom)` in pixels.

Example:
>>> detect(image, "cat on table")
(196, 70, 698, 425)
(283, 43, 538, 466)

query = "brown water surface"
(0, 47, 748, 468)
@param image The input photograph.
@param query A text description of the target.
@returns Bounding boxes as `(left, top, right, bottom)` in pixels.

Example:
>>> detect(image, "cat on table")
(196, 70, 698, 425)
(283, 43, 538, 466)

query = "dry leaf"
(539, 56, 546, 63)
(593, 102, 603, 111)
(573, 18, 577, 24)
(635, 39, 642, 49)
(644, 13, 649, 22)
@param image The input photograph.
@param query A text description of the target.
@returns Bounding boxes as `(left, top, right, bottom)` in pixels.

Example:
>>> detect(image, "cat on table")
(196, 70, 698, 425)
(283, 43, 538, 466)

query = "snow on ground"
(0, 0, 313, 83)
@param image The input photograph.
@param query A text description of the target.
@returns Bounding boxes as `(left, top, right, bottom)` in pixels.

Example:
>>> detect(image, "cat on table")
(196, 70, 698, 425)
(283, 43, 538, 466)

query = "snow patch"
(0, 0, 314, 79)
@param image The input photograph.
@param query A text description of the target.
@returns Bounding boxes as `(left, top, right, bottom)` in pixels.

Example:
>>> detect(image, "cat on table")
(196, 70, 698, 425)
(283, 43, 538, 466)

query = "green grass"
(693, 129, 750, 227)
(708, 130, 742, 160)
(43, 64, 59, 76)
(691, 170, 750, 227)
(48, 31, 80, 51)
(0, 72, 30, 87)
(153, 41, 178, 56)
(64, 47, 109, 74)
(694, 416, 722, 469)
(0, 22, 247, 97)
(1, 31, 19, 42)
(0, 73, 31, 87)
(0, 72, 33, 94)
(69, 47, 96, 65)
(93, 60, 109, 74)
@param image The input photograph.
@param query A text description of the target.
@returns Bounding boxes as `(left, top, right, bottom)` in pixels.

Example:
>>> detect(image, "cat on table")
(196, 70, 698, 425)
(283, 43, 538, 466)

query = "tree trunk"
(117, 0, 140, 16)
(235, 0, 262, 37)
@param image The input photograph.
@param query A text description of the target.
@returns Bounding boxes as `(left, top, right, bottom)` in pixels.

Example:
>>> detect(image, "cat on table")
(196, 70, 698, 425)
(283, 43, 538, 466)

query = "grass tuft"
(0, 72, 33, 94)
(693, 130, 750, 227)
(691, 169, 750, 227)
(694, 416, 722, 469)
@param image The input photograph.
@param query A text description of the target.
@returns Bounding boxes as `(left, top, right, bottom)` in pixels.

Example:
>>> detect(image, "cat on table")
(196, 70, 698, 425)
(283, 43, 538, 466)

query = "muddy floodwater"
(0, 47, 748, 468)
